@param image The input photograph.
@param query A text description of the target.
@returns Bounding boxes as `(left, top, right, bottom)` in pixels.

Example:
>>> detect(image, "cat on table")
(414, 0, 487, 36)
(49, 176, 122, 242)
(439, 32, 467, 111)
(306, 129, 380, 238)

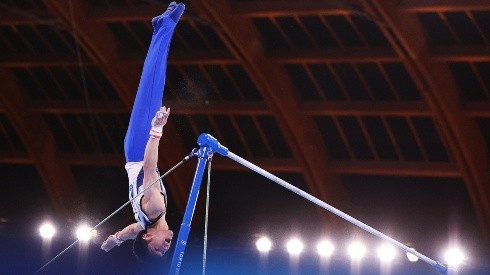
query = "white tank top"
(126, 162, 167, 229)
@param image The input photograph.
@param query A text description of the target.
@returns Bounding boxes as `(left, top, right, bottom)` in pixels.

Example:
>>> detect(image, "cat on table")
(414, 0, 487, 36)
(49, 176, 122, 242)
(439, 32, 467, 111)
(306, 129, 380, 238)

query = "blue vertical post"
(169, 149, 208, 275)
(169, 134, 228, 275)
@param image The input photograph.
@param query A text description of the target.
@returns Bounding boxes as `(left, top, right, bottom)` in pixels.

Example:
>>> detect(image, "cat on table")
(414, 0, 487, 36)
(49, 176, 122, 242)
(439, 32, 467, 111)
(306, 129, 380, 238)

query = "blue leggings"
(124, 4, 184, 162)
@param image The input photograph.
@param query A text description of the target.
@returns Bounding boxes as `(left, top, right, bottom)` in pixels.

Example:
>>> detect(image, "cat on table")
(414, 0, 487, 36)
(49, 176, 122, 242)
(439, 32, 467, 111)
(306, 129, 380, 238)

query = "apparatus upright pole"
(169, 134, 228, 275)
(169, 148, 209, 274)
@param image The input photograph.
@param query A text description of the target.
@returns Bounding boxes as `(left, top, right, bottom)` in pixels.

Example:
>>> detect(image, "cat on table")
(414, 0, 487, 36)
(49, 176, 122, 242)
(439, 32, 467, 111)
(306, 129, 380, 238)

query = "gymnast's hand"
(152, 106, 170, 130)
(101, 234, 121, 252)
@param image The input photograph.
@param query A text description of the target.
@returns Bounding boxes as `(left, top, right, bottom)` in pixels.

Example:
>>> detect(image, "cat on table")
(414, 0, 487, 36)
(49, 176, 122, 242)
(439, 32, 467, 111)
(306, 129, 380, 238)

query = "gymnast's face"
(144, 229, 174, 256)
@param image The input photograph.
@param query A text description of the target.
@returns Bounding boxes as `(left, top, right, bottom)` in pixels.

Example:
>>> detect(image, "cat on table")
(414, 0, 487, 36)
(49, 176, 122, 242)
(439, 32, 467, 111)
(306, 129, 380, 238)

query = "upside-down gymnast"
(100, 2, 185, 263)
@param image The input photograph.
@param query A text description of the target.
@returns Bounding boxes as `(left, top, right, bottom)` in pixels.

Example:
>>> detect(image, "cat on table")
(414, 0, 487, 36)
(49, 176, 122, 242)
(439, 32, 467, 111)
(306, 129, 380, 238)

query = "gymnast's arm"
(141, 107, 170, 215)
(101, 223, 143, 252)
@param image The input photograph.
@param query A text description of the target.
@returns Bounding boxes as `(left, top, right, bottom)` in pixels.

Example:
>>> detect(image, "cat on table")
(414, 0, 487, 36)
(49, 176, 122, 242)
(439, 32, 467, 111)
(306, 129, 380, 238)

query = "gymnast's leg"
(124, 1, 185, 162)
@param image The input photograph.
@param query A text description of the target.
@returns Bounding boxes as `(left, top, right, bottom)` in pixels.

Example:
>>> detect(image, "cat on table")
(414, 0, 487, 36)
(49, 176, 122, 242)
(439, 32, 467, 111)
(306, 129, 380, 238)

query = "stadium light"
(317, 240, 334, 257)
(377, 243, 396, 262)
(348, 242, 366, 260)
(286, 238, 304, 255)
(39, 222, 56, 239)
(444, 247, 465, 268)
(75, 225, 93, 241)
(256, 237, 272, 252)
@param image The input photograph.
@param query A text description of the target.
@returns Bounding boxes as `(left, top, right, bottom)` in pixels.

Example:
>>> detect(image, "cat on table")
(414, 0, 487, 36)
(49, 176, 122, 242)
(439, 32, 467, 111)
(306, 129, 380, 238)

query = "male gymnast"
(100, 1, 185, 263)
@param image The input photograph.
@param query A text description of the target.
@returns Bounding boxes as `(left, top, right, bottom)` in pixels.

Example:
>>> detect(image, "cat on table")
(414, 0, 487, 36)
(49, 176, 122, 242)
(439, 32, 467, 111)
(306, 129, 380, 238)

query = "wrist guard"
(150, 127, 162, 139)
(112, 231, 123, 246)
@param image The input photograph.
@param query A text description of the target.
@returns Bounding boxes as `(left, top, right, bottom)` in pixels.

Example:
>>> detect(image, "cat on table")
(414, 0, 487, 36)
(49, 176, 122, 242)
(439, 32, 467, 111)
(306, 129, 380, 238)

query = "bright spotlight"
(317, 240, 334, 257)
(406, 248, 419, 262)
(256, 237, 272, 252)
(39, 222, 56, 239)
(377, 243, 396, 262)
(348, 242, 366, 260)
(76, 225, 92, 241)
(286, 238, 304, 255)
(444, 247, 465, 267)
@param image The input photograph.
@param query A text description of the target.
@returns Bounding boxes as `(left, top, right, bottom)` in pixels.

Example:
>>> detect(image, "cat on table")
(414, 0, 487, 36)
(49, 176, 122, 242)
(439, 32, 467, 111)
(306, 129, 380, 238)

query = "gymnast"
(100, 1, 185, 263)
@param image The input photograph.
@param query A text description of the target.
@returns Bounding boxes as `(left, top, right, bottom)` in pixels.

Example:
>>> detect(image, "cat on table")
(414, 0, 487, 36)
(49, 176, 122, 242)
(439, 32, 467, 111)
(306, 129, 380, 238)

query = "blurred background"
(0, 0, 489, 274)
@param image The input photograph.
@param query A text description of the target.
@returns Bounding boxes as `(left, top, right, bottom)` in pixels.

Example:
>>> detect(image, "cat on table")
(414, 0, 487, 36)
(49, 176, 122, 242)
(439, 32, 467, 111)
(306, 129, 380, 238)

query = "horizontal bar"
(225, 150, 445, 271)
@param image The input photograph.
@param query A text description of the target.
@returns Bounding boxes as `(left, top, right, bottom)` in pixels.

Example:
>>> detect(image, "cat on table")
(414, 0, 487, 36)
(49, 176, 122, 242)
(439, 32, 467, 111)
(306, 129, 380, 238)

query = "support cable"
(202, 156, 213, 275)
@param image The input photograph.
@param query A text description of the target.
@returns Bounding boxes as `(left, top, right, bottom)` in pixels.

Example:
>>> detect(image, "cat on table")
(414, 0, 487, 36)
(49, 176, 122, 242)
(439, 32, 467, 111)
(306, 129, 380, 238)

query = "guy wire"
(35, 149, 197, 274)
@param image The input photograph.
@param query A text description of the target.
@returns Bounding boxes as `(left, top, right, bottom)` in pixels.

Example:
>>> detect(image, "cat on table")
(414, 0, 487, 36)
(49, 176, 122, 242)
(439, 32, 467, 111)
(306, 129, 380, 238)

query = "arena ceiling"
(0, 0, 489, 273)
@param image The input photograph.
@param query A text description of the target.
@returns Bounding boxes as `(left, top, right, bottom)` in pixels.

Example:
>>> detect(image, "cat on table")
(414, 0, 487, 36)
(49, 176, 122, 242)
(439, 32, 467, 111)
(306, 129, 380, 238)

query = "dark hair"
(132, 230, 162, 264)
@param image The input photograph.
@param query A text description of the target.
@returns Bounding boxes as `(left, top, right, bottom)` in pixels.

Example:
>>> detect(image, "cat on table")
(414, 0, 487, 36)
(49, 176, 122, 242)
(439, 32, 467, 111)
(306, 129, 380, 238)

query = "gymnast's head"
(133, 227, 174, 262)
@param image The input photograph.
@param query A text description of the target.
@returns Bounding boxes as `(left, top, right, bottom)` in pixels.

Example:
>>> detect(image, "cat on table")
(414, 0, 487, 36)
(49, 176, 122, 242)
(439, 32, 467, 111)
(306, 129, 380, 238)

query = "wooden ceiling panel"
(357, 0, 490, 240)
(0, 2, 489, 272)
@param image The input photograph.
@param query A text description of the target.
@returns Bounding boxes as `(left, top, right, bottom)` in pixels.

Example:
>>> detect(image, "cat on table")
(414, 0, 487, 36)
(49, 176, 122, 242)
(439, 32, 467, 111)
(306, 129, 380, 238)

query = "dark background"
(1, 0, 490, 274)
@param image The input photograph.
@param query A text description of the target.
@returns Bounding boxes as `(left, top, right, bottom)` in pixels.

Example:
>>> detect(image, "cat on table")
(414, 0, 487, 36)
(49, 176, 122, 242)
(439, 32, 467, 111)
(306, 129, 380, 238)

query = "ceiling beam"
(24, 100, 432, 117)
(86, 4, 199, 23)
(330, 160, 460, 178)
(43, 0, 194, 212)
(464, 102, 490, 118)
(15, 99, 490, 118)
(0, 53, 88, 67)
(0, 152, 460, 178)
(271, 46, 490, 63)
(87, 5, 164, 22)
(64, 154, 303, 173)
(0, 69, 81, 216)
(399, 0, 490, 12)
(302, 101, 432, 117)
(170, 45, 487, 64)
(232, 0, 351, 17)
(231, 0, 490, 16)
(28, 100, 127, 114)
(77, 0, 490, 32)
(0, 50, 234, 68)
(0, 151, 31, 164)
(0, 9, 54, 25)
(125, 49, 236, 66)
(432, 46, 490, 62)
(230, 0, 490, 17)
(2, 0, 489, 27)
(211, 158, 460, 178)
(85, 1, 349, 21)
(270, 47, 399, 63)
(59, 153, 124, 166)
(192, 0, 351, 229)
(359, 0, 490, 240)
(167, 101, 270, 115)
(27, 100, 268, 115)
(1, 45, 487, 69)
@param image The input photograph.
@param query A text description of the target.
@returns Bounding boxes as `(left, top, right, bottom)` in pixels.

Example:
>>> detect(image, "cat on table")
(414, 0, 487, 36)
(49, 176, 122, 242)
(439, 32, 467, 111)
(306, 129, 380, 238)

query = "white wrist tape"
(150, 127, 162, 139)
(113, 231, 123, 246)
